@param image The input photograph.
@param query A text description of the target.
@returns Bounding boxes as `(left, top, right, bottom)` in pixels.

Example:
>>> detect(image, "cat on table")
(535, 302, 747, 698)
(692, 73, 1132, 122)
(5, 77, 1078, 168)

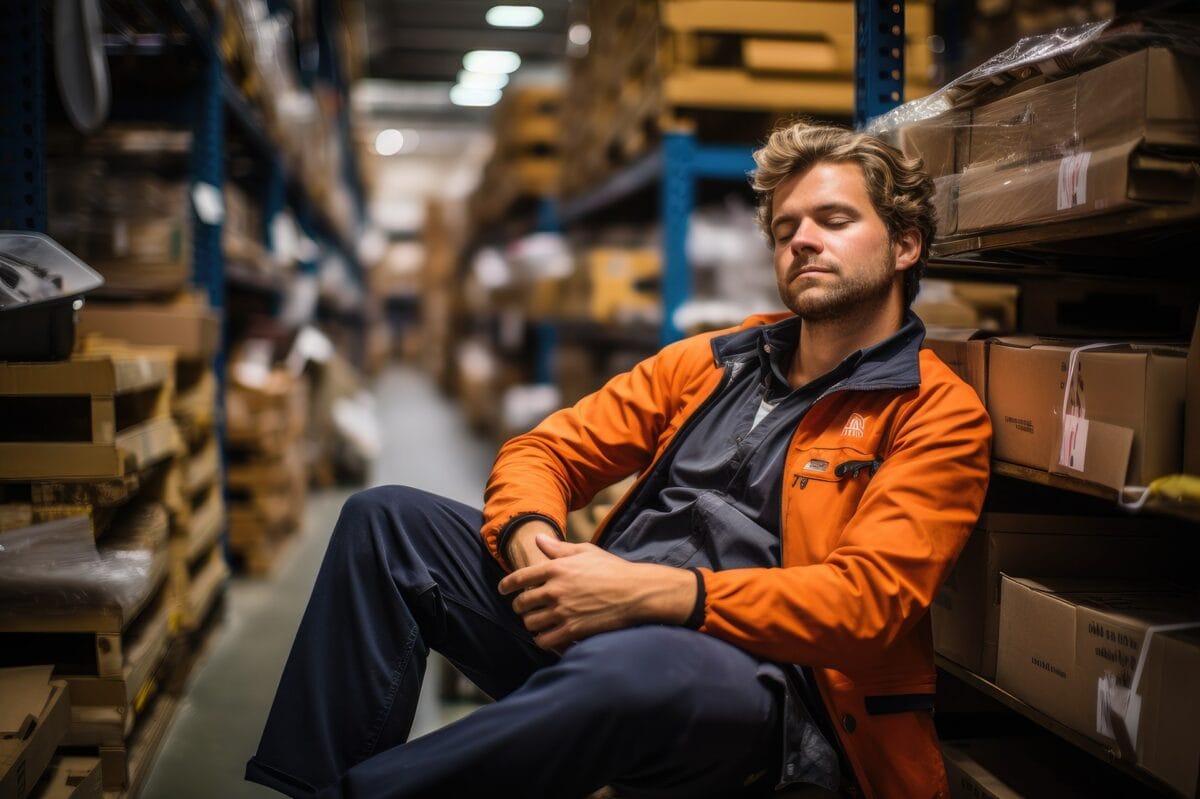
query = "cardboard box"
(969, 76, 1080, 168)
(956, 140, 1199, 235)
(31, 758, 101, 799)
(923, 328, 988, 403)
(932, 513, 1179, 680)
(1187, 313, 1200, 476)
(931, 174, 959, 237)
(898, 110, 970, 179)
(987, 338, 1187, 490)
(996, 576, 1200, 797)
(587, 248, 661, 324)
(77, 294, 221, 360)
(1076, 47, 1200, 151)
(0, 668, 71, 799)
(967, 48, 1200, 172)
(943, 738, 1099, 798)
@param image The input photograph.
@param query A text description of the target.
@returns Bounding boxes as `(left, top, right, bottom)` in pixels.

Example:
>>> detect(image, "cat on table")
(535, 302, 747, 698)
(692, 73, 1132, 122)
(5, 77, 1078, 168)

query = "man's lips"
(789, 263, 836, 280)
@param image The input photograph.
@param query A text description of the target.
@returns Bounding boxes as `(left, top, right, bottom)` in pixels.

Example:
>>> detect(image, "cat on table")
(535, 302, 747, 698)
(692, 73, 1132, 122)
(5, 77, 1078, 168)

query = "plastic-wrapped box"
(0, 232, 104, 362)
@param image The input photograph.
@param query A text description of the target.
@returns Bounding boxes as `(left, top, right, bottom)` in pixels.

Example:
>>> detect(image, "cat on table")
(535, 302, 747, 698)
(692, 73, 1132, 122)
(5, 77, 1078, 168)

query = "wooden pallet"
(0, 350, 176, 481)
(62, 585, 174, 749)
(183, 433, 220, 500)
(174, 544, 229, 634)
(168, 485, 227, 632)
(560, 0, 936, 195)
(659, 0, 933, 80)
(0, 459, 185, 539)
(171, 364, 216, 448)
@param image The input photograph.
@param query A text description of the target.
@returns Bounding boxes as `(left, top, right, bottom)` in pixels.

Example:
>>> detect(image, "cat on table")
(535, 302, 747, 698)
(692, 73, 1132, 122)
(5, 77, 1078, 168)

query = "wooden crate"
(0, 349, 176, 481)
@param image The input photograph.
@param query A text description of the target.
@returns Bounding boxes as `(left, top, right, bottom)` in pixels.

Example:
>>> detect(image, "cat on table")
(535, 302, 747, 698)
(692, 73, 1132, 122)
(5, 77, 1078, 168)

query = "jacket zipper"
(834, 459, 882, 479)
(594, 363, 737, 548)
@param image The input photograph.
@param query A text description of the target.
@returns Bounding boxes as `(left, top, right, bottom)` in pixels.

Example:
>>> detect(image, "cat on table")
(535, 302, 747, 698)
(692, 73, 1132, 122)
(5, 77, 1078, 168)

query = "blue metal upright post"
(0, 0, 46, 231)
(190, 54, 225, 310)
(660, 132, 697, 344)
(855, 0, 906, 129)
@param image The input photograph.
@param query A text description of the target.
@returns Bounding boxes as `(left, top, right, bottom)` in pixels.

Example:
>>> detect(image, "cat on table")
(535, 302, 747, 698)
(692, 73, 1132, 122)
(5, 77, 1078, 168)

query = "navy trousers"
(246, 486, 784, 799)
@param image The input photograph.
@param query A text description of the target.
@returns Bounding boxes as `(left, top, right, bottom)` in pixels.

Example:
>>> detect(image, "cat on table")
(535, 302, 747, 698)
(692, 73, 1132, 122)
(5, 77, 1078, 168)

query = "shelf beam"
(936, 656, 1180, 796)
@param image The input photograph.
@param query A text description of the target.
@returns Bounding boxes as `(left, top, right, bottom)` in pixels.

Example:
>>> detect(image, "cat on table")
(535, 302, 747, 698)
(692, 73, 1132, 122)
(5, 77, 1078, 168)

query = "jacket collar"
(709, 311, 926, 392)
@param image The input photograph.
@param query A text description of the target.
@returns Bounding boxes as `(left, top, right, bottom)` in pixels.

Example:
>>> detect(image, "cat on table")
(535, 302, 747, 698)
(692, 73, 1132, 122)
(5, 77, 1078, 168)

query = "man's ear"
(893, 228, 921, 272)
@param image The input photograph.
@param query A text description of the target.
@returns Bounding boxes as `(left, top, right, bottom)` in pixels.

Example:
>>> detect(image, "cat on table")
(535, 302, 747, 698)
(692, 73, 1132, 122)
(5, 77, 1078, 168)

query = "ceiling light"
(457, 70, 509, 91)
(450, 85, 503, 107)
(374, 128, 405, 156)
(568, 23, 591, 46)
(486, 5, 544, 28)
(463, 50, 522, 74)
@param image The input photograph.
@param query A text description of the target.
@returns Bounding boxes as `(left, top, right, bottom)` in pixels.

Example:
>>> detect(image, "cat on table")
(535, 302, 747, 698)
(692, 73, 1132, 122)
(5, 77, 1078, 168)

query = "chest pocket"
(790, 447, 882, 490)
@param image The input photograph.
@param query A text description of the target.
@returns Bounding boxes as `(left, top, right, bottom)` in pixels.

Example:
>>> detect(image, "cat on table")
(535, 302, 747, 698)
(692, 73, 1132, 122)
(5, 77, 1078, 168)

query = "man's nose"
(790, 219, 823, 255)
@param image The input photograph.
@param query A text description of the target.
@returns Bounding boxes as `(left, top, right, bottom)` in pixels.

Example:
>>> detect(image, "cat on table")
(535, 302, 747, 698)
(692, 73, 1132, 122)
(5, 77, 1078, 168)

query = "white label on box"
(1096, 672, 1140, 749)
(1058, 413, 1089, 471)
(1057, 151, 1091, 210)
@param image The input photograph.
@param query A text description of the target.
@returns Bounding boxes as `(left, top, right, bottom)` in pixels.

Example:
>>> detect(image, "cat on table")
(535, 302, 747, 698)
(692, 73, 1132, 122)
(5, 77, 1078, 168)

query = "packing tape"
(1097, 621, 1200, 758)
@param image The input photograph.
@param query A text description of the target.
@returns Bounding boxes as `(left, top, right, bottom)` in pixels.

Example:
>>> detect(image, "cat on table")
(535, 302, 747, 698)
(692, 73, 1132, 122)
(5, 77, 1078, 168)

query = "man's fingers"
(520, 608, 558, 634)
(498, 562, 551, 595)
(535, 534, 581, 559)
(510, 585, 550, 616)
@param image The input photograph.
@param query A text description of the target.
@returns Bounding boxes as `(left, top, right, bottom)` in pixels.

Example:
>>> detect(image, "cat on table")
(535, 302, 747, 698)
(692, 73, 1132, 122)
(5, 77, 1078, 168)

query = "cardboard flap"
(1050, 418, 1135, 491)
(0, 666, 55, 738)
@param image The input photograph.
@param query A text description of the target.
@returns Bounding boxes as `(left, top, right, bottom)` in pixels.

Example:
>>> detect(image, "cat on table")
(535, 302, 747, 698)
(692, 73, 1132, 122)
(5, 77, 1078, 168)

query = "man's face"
(769, 161, 909, 322)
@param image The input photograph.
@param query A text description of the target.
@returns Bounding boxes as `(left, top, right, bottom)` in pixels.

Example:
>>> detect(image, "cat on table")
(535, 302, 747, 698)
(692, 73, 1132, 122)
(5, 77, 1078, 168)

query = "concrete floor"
(141, 365, 497, 799)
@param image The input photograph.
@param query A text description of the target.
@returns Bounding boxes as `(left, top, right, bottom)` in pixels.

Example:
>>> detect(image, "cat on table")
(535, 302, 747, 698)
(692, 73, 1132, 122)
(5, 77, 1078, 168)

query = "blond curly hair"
(752, 120, 935, 306)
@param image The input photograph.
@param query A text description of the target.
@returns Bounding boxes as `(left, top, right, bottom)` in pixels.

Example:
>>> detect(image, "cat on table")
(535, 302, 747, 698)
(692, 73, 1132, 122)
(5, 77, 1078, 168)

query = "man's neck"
(787, 299, 905, 389)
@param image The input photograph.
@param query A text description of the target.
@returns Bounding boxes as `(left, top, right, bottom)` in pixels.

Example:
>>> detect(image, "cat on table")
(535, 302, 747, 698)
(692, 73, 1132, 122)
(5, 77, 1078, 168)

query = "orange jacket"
(482, 313, 992, 798)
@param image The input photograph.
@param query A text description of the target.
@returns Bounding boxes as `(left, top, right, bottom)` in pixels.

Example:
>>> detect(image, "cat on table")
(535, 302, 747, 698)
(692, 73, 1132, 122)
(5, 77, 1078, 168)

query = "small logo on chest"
(841, 413, 867, 438)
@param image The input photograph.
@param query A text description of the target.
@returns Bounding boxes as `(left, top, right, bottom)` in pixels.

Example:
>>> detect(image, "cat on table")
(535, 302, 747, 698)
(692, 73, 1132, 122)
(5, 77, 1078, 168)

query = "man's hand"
(498, 534, 698, 652)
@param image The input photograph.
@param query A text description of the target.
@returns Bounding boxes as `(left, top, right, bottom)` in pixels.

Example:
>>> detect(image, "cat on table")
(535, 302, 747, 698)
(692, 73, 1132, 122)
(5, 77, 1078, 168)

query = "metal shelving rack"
(1, 0, 366, 557)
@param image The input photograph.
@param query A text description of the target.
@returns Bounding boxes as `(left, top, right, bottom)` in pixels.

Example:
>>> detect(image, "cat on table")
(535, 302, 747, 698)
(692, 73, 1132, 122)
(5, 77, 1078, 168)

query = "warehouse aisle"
(141, 365, 498, 798)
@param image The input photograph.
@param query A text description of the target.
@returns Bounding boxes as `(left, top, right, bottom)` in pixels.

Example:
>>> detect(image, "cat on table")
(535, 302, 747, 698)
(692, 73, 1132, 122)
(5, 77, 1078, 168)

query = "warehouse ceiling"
(361, 0, 572, 84)
(352, 1, 576, 231)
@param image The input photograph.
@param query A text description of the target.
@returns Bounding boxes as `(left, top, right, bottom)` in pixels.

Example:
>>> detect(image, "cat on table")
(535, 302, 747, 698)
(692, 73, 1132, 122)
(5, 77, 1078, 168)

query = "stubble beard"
(778, 249, 896, 323)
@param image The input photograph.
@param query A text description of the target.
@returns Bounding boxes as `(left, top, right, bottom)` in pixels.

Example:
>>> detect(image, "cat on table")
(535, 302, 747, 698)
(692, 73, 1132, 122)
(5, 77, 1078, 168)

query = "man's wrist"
(498, 513, 563, 563)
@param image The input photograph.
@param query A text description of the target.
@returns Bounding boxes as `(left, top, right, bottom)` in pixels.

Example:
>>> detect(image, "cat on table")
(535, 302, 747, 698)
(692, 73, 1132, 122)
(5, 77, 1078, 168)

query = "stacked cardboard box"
(224, 369, 309, 574)
(997, 576, 1200, 796)
(0, 667, 88, 799)
(892, 46, 1200, 240)
(932, 513, 1183, 681)
(47, 128, 193, 299)
(987, 338, 1187, 491)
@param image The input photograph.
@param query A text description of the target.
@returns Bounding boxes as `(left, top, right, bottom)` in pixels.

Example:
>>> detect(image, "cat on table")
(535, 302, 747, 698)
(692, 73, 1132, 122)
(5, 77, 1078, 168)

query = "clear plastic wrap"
(869, 17, 1200, 134)
(871, 18, 1200, 238)
(0, 507, 168, 626)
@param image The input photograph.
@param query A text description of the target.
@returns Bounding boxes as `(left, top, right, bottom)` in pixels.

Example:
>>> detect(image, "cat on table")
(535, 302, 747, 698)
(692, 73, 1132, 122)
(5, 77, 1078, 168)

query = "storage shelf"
(936, 656, 1181, 797)
(559, 149, 663, 226)
(931, 203, 1200, 259)
(991, 461, 1200, 524)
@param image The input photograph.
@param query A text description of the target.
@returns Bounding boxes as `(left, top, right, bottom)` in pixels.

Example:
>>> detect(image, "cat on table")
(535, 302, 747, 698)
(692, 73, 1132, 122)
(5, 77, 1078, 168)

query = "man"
(247, 121, 991, 799)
